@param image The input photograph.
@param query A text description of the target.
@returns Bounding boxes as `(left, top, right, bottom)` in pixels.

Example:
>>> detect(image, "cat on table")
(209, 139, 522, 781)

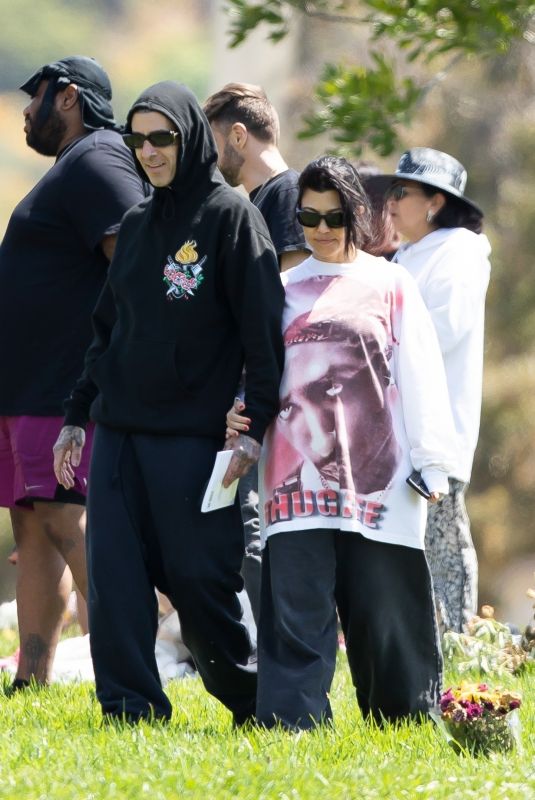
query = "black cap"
(20, 56, 118, 131)
(367, 147, 482, 215)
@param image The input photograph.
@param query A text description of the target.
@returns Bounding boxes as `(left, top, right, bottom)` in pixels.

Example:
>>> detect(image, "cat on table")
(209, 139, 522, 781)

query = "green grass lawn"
(0, 632, 533, 800)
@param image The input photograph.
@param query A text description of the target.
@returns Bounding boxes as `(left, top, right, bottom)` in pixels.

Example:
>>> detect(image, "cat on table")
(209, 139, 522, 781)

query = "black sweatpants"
(256, 530, 442, 730)
(86, 425, 256, 722)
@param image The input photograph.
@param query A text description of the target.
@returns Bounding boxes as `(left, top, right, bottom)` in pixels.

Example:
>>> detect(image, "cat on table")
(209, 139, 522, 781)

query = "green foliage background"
(0, 0, 211, 112)
(225, 0, 535, 155)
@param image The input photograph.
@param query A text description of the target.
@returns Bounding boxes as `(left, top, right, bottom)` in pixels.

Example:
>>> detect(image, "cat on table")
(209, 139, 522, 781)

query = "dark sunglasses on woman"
(296, 208, 345, 228)
(122, 130, 179, 149)
(385, 184, 422, 201)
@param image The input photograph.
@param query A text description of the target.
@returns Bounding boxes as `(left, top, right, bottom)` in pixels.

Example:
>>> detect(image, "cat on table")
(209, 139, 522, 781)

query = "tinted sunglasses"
(122, 130, 179, 149)
(296, 208, 345, 228)
(386, 184, 421, 201)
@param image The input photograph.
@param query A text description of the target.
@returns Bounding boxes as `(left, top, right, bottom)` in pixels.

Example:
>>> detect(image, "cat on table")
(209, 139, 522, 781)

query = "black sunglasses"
(296, 208, 345, 228)
(122, 130, 179, 149)
(386, 184, 421, 201)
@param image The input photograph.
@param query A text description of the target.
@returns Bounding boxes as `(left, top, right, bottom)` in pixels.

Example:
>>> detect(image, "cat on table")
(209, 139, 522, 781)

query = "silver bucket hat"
(365, 147, 482, 215)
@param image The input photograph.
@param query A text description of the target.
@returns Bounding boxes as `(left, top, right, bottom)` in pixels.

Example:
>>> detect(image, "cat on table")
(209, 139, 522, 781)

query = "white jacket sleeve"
(419, 242, 490, 355)
(393, 270, 458, 493)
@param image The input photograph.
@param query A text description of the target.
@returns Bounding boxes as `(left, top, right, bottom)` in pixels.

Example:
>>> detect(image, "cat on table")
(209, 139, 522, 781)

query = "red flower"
(465, 702, 483, 719)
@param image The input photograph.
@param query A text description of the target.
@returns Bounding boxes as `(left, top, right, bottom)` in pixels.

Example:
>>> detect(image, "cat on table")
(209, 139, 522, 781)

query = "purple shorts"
(0, 416, 94, 509)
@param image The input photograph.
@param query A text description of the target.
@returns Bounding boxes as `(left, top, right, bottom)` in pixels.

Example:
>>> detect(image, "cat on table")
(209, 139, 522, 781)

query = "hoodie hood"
(125, 81, 221, 203)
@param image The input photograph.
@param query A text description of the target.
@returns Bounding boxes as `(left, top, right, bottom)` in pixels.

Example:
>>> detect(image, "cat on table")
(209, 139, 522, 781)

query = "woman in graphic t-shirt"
(227, 156, 457, 729)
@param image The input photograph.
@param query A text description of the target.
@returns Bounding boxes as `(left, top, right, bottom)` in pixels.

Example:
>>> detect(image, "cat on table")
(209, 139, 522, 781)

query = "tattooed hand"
(53, 425, 86, 489)
(222, 433, 261, 488)
(225, 398, 251, 441)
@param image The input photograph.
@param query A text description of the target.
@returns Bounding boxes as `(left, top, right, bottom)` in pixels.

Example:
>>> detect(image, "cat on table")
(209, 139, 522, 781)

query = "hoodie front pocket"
(92, 338, 190, 409)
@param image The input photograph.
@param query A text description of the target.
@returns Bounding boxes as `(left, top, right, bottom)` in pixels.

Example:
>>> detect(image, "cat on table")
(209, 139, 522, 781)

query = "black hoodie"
(64, 82, 285, 443)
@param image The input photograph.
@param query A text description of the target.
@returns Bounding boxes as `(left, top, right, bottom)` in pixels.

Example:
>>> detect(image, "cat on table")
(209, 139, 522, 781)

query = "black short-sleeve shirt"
(0, 129, 149, 415)
(249, 169, 307, 259)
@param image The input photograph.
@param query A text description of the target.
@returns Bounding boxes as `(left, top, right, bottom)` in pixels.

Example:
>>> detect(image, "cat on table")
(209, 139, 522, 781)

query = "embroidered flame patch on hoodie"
(163, 240, 206, 301)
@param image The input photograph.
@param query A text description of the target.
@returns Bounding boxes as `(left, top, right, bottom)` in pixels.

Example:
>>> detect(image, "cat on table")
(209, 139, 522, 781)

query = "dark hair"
(203, 83, 279, 144)
(353, 160, 399, 256)
(298, 156, 382, 256)
(419, 183, 484, 234)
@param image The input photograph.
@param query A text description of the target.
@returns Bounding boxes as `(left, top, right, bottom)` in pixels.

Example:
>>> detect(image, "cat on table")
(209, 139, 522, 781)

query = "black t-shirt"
(0, 129, 149, 415)
(249, 169, 307, 258)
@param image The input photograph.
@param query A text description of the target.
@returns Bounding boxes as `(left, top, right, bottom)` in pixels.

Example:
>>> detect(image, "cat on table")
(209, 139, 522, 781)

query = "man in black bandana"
(20, 56, 121, 153)
(53, 81, 284, 724)
(0, 56, 148, 690)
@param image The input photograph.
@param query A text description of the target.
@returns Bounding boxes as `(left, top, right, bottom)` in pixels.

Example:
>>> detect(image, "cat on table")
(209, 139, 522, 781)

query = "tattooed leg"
(39, 503, 88, 634)
(22, 634, 48, 678)
(11, 505, 73, 683)
(37, 504, 88, 599)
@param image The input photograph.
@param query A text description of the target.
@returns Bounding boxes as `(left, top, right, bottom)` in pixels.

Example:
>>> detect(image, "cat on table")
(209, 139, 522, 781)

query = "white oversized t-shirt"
(260, 252, 457, 550)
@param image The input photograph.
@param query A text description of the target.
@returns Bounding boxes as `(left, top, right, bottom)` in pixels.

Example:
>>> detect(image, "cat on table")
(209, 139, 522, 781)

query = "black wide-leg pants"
(86, 424, 256, 722)
(256, 530, 442, 730)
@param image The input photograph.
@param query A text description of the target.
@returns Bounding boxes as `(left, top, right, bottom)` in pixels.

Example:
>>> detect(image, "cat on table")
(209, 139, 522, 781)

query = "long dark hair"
(297, 156, 383, 256)
(419, 183, 484, 234)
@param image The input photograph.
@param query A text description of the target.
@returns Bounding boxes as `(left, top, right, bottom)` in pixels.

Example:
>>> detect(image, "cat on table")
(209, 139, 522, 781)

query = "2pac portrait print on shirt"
(262, 272, 402, 536)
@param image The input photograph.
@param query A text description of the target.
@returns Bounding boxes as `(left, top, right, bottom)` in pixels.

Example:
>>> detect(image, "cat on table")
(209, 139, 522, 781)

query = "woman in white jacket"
(382, 147, 491, 635)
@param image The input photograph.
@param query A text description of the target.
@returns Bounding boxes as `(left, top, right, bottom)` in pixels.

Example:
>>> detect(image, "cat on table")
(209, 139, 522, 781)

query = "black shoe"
(232, 712, 257, 729)
(102, 709, 171, 726)
(5, 678, 31, 697)
(232, 700, 257, 728)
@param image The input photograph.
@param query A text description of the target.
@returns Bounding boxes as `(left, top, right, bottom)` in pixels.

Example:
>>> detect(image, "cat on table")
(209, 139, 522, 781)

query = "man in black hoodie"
(52, 81, 284, 723)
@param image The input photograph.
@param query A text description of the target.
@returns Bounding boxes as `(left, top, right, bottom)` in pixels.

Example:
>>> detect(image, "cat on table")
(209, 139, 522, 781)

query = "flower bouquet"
(437, 682, 521, 756)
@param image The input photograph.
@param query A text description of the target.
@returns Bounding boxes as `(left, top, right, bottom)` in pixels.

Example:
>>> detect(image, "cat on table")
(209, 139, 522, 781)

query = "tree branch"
(416, 51, 465, 107)
(301, 2, 367, 24)
(303, 11, 367, 23)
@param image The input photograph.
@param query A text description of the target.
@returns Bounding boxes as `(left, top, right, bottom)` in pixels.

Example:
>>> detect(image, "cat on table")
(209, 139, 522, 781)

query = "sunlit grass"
(0, 631, 533, 800)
